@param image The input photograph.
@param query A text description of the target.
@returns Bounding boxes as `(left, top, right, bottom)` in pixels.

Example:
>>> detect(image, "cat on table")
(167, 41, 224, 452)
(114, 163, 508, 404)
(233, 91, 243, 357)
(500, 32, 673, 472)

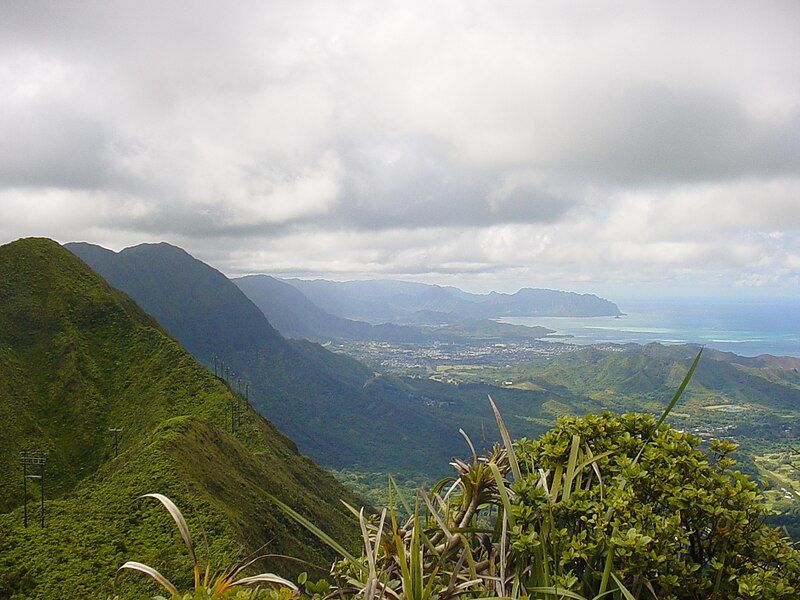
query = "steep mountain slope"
(282, 278, 622, 323)
(0, 238, 360, 599)
(63, 242, 285, 359)
(66, 242, 464, 475)
(233, 274, 425, 342)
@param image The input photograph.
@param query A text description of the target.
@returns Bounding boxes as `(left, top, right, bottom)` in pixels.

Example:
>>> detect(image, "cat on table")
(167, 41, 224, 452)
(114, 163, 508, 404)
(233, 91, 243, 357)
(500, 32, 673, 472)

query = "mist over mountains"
(233, 275, 428, 343)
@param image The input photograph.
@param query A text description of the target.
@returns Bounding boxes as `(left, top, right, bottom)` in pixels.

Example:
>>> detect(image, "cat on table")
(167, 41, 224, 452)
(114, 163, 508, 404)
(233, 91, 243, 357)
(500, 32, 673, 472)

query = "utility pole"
(109, 427, 123, 457)
(22, 460, 27, 527)
(230, 398, 245, 433)
(213, 354, 218, 378)
(19, 451, 48, 528)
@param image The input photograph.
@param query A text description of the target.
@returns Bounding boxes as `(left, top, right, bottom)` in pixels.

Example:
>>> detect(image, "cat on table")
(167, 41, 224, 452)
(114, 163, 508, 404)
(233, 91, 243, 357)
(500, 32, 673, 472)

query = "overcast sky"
(1, 1, 798, 296)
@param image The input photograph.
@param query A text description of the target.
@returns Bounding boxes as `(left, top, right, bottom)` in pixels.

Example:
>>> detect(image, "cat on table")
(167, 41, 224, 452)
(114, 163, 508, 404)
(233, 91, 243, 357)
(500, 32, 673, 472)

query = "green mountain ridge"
(0, 238, 360, 599)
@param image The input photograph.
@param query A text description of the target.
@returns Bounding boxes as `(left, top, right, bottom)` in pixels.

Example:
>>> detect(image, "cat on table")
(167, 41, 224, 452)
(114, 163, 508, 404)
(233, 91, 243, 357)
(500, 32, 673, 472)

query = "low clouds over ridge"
(1, 1, 798, 292)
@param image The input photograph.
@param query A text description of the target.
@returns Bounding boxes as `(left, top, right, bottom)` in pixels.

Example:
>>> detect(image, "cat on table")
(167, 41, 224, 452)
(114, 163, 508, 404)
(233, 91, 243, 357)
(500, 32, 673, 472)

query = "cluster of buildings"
(335, 339, 575, 380)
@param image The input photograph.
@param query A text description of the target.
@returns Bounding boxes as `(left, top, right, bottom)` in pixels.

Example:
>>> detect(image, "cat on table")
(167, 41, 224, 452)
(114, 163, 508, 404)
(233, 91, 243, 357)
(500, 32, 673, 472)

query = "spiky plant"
(266, 393, 632, 600)
(116, 493, 297, 598)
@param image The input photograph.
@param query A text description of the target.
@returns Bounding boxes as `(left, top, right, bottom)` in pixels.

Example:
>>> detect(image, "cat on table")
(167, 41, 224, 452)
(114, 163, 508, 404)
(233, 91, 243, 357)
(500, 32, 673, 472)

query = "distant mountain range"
(234, 274, 555, 343)
(277, 278, 623, 324)
(0, 239, 359, 598)
(234, 274, 427, 343)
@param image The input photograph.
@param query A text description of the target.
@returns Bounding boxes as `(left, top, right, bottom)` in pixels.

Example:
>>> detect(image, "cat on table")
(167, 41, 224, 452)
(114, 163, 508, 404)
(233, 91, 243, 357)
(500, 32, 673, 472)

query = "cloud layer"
(1, 1, 798, 293)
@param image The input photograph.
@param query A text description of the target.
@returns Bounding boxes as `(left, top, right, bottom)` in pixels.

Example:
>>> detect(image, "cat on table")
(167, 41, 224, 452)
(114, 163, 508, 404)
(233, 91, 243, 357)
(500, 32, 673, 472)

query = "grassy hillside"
(503, 343, 800, 414)
(0, 238, 360, 599)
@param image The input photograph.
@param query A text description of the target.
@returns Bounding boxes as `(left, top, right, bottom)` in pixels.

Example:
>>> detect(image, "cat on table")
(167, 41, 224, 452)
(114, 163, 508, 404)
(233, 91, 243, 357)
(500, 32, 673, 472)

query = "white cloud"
(0, 1, 798, 292)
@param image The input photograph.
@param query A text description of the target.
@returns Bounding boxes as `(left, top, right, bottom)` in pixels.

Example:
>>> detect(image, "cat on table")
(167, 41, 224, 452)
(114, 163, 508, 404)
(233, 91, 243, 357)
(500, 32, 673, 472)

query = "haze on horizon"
(1, 1, 799, 298)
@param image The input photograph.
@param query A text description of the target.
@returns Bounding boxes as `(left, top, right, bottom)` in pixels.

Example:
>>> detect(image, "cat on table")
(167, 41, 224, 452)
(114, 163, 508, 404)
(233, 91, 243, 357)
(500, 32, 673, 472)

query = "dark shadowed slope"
(0, 238, 360, 599)
(64, 242, 285, 358)
(66, 242, 464, 475)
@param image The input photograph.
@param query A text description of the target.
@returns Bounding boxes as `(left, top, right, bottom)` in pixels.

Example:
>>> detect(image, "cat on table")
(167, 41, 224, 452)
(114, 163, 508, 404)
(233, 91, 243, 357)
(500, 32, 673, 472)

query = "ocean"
(500, 297, 800, 358)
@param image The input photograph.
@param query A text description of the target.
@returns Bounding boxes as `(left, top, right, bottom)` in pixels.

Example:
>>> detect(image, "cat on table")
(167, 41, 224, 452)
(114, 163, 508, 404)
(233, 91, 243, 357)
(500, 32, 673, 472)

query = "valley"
(333, 336, 800, 527)
(67, 241, 800, 530)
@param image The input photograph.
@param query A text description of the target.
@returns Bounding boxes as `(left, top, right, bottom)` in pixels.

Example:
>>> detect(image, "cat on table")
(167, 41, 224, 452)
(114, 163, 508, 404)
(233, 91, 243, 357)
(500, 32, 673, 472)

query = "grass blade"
(360, 507, 377, 599)
(422, 491, 453, 542)
(389, 473, 413, 517)
(459, 428, 478, 462)
(636, 347, 703, 461)
(527, 586, 589, 599)
(116, 561, 179, 597)
(562, 434, 581, 501)
(488, 395, 522, 482)
(489, 462, 515, 528)
(410, 498, 423, 600)
(233, 572, 299, 590)
(263, 491, 361, 568)
(140, 493, 199, 587)
(610, 572, 636, 600)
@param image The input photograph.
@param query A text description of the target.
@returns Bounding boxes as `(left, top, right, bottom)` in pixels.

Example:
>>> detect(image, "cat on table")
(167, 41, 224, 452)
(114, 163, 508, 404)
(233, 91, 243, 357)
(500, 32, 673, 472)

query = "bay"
(500, 297, 800, 358)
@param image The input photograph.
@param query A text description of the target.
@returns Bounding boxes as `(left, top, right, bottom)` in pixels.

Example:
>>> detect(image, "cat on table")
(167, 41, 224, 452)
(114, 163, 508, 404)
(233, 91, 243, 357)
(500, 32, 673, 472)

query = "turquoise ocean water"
(500, 297, 800, 358)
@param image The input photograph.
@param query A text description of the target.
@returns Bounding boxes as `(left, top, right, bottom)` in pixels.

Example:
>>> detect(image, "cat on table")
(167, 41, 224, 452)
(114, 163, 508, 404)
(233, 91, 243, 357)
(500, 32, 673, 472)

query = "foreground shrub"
(511, 412, 800, 598)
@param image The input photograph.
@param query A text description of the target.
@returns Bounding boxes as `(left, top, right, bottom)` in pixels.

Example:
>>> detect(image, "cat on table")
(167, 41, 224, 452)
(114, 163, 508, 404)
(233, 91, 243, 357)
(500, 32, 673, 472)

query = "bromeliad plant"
(116, 494, 297, 599)
(267, 404, 633, 600)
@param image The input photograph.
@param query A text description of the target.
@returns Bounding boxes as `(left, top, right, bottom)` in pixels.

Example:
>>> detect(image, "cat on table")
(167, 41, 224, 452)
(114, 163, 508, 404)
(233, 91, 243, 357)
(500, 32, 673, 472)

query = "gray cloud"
(0, 1, 798, 290)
